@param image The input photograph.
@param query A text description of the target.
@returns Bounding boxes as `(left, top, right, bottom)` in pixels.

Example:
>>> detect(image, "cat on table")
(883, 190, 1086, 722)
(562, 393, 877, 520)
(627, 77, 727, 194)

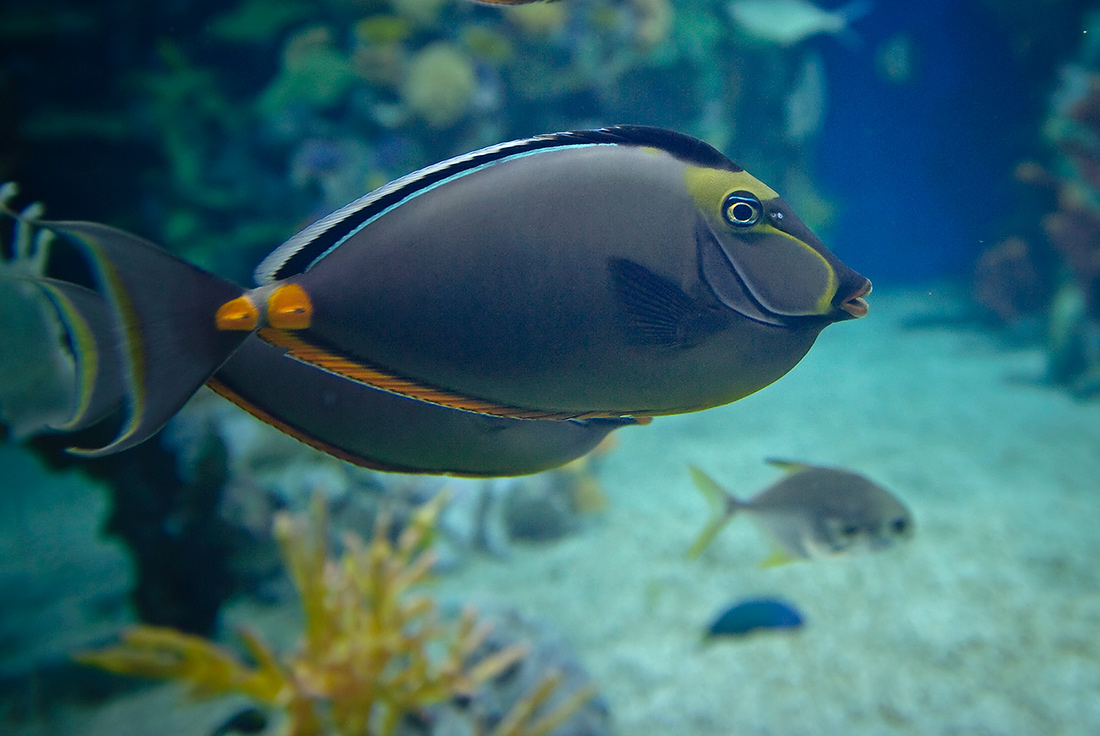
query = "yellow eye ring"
(722, 191, 762, 227)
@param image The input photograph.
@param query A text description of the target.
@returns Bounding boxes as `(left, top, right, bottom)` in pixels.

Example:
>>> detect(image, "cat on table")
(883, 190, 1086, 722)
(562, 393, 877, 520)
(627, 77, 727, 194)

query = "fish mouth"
(837, 280, 872, 319)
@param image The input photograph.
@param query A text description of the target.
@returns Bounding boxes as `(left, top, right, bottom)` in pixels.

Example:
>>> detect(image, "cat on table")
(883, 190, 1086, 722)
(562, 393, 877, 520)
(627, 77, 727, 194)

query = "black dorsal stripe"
(607, 125, 741, 172)
(256, 126, 741, 284)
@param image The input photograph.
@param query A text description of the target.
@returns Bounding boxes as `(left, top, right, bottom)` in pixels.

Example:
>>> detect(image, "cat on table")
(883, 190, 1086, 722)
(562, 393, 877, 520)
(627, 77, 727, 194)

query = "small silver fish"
(727, 0, 871, 47)
(688, 459, 913, 564)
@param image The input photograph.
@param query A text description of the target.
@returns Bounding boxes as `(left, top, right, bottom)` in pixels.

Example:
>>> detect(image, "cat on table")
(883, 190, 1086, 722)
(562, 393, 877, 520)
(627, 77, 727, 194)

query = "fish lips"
(696, 214, 871, 326)
(836, 280, 872, 320)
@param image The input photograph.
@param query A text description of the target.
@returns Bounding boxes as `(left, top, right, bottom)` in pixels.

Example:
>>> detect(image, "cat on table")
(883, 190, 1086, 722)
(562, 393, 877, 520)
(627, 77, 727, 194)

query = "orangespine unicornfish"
(16, 274, 636, 476)
(7, 125, 869, 467)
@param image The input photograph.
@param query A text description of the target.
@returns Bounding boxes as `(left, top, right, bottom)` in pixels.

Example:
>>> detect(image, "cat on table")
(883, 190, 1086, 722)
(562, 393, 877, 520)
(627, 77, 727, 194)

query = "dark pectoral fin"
(608, 257, 724, 349)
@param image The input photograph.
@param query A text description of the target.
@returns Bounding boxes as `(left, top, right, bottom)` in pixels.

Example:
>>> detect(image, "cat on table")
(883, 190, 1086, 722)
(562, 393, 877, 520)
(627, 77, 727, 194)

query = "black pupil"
(731, 202, 755, 222)
(892, 518, 908, 533)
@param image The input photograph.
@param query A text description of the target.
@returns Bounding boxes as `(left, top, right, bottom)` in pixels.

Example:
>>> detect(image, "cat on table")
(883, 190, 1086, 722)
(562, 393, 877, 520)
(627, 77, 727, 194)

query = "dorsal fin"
(765, 458, 815, 475)
(253, 126, 740, 285)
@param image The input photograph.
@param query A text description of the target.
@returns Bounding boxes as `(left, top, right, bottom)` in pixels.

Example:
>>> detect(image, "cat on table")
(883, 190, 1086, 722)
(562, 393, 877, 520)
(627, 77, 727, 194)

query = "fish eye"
(892, 517, 909, 534)
(840, 524, 861, 537)
(722, 191, 762, 227)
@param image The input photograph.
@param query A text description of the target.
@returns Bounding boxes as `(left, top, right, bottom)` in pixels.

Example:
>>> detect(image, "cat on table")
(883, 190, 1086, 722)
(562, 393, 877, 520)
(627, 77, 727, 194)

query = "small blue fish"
(705, 598, 805, 639)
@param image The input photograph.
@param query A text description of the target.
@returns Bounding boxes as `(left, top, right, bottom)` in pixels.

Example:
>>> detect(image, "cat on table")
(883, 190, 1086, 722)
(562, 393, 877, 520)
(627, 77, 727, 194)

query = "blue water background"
(817, 0, 1046, 283)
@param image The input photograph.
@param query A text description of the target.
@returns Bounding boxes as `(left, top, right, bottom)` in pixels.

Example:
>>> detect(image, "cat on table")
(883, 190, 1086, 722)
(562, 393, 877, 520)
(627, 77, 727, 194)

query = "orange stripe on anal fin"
(255, 327, 624, 421)
(205, 376, 438, 474)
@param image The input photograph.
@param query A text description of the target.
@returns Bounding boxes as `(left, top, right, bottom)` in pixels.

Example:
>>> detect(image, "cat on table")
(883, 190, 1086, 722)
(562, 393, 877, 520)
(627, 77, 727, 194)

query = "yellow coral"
(631, 0, 673, 51)
(504, 3, 568, 38)
(402, 42, 477, 128)
(76, 492, 595, 736)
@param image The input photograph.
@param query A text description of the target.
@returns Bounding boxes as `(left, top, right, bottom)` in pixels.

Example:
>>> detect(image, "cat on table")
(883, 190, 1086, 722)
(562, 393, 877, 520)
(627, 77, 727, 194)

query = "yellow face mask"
(685, 165, 840, 323)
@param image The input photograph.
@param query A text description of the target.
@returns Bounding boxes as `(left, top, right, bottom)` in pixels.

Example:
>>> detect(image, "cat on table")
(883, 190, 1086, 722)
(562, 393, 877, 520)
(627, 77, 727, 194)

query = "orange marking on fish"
(267, 283, 312, 330)
(215, 295, 259, 331)
(256, 327, 633, 421)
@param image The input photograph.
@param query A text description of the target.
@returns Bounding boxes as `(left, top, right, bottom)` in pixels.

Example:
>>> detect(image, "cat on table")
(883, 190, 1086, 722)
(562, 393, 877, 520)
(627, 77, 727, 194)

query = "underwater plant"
(76, 492, 596, 736)
(974, 15, 1100, 396)
(0, 183, 79, 438)
(402, 42, 478, 128)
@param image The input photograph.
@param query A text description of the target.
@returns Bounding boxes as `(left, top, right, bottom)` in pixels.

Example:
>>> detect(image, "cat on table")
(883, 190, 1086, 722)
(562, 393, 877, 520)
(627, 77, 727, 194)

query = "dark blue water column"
(815, 1, 1033, 284)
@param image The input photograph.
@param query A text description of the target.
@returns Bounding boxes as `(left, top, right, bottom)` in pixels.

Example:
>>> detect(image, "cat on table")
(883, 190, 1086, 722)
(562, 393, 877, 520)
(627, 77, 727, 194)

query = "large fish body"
(14, 276, 629, 476)
(253, 127, 870, 418)
(277, 147, 802, 415)
(6, 126, 870, 471)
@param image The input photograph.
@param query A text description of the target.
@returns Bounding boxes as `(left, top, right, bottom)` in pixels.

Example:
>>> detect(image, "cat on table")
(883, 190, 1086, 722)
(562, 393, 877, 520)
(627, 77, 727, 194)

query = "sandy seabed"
(435, 282, 1100, 735)
(11, 283, 1100, 735)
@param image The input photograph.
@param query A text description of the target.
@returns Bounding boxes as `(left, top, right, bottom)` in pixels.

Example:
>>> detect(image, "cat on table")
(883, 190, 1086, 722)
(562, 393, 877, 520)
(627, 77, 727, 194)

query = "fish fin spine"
(215, 295, 259, 331)
(266, 283, 312, 329)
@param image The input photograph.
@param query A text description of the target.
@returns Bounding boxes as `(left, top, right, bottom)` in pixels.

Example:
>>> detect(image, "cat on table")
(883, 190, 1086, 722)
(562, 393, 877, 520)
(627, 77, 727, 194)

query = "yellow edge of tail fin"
(30, 280, 100, 431)
(765, 458, 813, 475)
(688, 465, 726, 511)
(760, 547, 796, 568)
(686, 465, 735, 560)
(75, 249, 146, 453)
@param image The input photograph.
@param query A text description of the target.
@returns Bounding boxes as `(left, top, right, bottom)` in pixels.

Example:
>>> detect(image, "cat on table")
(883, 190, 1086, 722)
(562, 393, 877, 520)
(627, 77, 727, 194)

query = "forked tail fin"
(40, 221, 250, 455)
(25, 277, 126, 432)
(686, 465, 740, 559)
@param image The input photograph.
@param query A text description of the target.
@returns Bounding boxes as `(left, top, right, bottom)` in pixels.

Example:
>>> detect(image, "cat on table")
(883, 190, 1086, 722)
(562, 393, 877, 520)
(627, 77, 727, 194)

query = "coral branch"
(76, 491, 592, 735)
